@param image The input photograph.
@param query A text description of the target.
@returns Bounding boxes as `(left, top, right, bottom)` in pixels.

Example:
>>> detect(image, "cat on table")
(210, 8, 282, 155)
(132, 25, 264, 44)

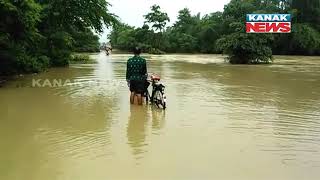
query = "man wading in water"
(126, 47, 147, 105)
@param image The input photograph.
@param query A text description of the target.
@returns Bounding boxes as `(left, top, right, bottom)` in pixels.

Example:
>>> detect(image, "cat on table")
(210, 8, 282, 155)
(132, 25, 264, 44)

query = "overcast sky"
(99, 0, 231, 42)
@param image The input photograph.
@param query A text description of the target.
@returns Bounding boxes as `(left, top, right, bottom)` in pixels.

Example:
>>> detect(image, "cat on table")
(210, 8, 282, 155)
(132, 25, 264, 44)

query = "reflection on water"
(0, 53, 320, 179)
(151, 108, 166, 133)
(127, 105, 166, 160)
(127, 105, 149, 157)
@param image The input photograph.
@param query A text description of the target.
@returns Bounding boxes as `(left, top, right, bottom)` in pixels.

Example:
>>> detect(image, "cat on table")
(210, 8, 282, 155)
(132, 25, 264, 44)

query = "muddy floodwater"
(1, 53, 320, 180)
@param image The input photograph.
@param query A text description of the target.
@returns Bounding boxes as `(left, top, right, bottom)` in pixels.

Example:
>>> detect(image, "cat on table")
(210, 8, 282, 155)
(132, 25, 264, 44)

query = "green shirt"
(126, 55, 147, 81)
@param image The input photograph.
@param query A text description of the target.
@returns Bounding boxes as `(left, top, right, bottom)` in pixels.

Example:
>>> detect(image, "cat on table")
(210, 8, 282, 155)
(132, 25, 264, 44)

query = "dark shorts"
(129, 80, 146, 94)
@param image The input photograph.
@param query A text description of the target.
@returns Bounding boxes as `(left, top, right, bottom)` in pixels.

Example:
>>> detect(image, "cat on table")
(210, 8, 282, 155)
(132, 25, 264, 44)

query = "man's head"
(133, 47, 141, 55)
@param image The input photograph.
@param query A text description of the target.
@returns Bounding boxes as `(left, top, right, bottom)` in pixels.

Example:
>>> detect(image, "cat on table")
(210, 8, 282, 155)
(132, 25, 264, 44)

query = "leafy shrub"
(291, 24, 320, 55)
(70, 54, 92, 64)
(148, 48, 165, 55)
(45, 31, 74, 66)
(216, 23, 273, 64)
(15, 54, 50, 73)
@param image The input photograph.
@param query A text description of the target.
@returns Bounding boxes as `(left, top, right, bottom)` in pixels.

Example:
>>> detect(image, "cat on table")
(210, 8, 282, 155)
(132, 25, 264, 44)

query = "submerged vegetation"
(109, 0, 320, 64)
(70, 54, 94, 64)
(0, 0, 117, 76)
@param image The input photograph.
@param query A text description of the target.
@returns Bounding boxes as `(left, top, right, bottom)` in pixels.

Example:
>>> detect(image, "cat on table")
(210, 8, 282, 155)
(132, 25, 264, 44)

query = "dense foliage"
(0, 0, 116, 75)
(109, 0, 320, 63)
(71, 28, 100, 53)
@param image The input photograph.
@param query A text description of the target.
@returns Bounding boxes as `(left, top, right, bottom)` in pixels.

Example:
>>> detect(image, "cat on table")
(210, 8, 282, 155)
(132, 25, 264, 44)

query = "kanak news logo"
(246, 14, 291, 33)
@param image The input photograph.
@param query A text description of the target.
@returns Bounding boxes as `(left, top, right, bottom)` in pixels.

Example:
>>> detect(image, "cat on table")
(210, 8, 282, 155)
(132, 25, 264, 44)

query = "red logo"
(246, 22, 291, 33)
(246, 14, 291, 33)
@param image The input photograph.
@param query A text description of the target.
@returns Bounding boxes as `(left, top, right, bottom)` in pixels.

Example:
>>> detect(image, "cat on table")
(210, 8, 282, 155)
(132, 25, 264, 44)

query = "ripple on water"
(2, 53, 320, 179)
(37, 128, 112, 160)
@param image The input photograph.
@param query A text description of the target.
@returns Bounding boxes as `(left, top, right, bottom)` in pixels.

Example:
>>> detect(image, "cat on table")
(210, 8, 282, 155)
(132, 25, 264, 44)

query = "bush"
(37, 55, 50, 70)
(46, 31, 73, 66)
(71, 28, 101, 53)
(148, 48, 166, 54)
(49, 49, 71, 66)
(291, 24, 320, 55)
(70, 54, 92, 64)
(217, 23, 273, 64)
(15, 54, 50, 73)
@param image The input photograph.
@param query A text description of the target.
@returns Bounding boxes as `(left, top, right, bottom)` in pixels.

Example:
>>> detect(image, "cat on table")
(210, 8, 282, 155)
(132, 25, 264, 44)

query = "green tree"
(144, 5, 170, 51)
(217, 22, 273, 64)
(290, 24, 320, 55)
(144, 5, 170, 32)
(292, 0, 320, 28)
(217, 0, 273, 64)
(197, 12, 223, 53)
(164, 8, 201, 53)
(0, 0, 47, 74)
(174, 8, 194, 33)
(133, 24, 153, 51)
(71, 28, 100, 53)
(0, 0, 117, 76)
(108, 23, 137, 51)
(108, 1, 320, 58)
(37, 0, 117, 66)
(36, 0, 117, 33)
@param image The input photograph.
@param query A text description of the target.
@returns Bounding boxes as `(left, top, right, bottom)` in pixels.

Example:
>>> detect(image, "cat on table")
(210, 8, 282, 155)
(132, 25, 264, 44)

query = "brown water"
(1, 53, 320, 180)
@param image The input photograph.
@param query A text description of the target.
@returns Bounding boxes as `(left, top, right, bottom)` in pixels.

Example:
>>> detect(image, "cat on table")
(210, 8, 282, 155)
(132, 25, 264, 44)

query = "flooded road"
(1, 53, 320, 180)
